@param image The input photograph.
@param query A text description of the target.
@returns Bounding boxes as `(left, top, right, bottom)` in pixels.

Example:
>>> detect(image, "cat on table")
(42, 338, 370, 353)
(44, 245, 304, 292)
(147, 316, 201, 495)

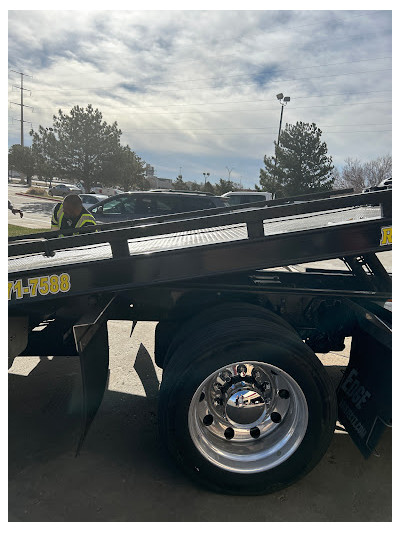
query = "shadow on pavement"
(16, 200, 56, 216)
(9, 354, 391, 522)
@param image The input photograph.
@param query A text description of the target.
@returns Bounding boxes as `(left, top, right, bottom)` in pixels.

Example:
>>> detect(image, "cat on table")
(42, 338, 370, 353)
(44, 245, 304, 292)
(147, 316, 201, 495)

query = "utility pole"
(10, 70, 33, 147)
(226, 166, 234, 180)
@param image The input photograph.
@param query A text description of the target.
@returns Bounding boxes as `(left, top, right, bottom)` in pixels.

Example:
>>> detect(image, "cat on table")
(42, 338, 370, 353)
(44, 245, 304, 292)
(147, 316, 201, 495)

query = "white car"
(79, 193, 109, 209)
(48, 183, 82, 197)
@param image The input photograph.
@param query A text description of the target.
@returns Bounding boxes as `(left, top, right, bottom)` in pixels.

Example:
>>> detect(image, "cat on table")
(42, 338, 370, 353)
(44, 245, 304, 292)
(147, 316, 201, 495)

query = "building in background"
(147, 176, 173, 189)
(145, 164, 155, 178)
(145, 164, 173, 189)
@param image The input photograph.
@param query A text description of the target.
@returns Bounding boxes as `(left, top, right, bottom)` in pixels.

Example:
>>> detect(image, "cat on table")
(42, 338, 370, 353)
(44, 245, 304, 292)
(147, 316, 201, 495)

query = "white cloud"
(8, 9, 392, 187)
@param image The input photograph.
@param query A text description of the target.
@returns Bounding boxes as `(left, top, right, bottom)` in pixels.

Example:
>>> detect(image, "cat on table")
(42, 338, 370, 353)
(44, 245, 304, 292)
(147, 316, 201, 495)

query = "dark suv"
(88, 190, 225, 223)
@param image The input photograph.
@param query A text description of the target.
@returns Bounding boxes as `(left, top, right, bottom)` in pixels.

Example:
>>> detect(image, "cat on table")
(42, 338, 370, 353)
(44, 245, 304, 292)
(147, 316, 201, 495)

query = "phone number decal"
(8, 273, 71, 301)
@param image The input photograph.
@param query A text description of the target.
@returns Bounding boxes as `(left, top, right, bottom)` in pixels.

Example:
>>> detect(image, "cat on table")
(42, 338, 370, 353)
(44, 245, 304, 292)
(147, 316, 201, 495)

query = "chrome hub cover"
(188, 361, 308, 473)
(225, 387, 266, 426)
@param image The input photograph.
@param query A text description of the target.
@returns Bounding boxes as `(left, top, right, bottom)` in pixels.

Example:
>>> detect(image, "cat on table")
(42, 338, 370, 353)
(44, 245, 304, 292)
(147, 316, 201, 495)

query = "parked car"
(79, 193, 109, 209)
(89, 191, 225, 223)
(363, 178, 392, 193)
(89, 185, 124, 196)
(49, 183, 81, 197)
(222, 191, 273, 206)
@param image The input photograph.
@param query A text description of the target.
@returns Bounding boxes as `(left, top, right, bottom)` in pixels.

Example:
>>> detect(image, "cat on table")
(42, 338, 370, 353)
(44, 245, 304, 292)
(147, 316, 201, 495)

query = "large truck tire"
(159, 302, 297, 369)
(159, 317, 337, 495)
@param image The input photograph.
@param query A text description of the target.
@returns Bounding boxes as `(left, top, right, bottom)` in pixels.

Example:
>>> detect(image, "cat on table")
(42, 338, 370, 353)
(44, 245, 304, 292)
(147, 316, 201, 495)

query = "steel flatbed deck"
(8, 189, 392, 308)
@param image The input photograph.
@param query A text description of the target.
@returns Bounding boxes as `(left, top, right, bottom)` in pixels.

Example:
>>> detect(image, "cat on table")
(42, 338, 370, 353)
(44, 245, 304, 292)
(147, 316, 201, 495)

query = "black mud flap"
(337, 302, 392, 457)
(73, 296, 116, 455)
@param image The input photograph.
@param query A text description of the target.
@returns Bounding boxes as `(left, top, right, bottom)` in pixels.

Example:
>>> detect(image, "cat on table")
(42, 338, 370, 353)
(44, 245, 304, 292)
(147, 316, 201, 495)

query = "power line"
(9, 123, 390, 136)
(27, 57, 392, 94)
(119, 130, 392, 136)
(9, 119, 392, 131)
(23, 68, 392, 109)
(121, 123, 392, 132)
(126, 56, 393, 87)
(48, 100, 390, 116)
(32, 67, 391, 97)
(12, 98, 391, 127)
(30, 89, 392, 113)
(141, 68, 393, 94)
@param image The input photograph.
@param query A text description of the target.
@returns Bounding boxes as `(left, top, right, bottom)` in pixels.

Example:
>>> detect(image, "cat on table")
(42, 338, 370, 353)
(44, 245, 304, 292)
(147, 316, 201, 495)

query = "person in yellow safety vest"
(51, 194, 96, 234)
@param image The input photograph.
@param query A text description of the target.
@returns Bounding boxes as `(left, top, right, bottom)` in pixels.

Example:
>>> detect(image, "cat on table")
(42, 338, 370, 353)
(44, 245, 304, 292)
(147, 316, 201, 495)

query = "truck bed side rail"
(8, 189, 391, 259)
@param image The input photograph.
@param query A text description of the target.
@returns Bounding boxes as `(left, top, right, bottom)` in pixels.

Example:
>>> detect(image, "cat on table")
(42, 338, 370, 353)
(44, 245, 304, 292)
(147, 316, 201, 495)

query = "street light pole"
(277, 102, 284, 148)
(272, 93, 291, 200)
(275, 93, 290, 150)
(203, 172, 210, 185)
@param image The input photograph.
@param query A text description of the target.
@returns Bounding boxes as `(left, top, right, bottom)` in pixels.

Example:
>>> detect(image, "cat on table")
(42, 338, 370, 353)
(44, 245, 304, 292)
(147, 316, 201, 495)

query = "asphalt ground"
(8, 184, 57, 229)
(8, 320, 392, 522)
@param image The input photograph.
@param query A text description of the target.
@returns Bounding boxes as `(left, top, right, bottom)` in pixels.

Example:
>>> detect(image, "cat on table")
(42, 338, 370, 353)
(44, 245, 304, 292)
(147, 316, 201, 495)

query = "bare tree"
(335, 158, 365, 192)
(363, 154, 392, 188)
(334, 155, 391, 193)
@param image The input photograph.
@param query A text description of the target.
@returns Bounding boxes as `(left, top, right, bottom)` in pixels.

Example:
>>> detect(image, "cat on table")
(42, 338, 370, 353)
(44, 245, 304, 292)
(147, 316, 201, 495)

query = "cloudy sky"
(7, 6, 392, 188)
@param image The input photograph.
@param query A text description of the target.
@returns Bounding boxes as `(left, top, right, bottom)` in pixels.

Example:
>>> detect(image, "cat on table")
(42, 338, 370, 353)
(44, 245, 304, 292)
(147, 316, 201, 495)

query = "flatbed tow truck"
(8, 188, 392, 495)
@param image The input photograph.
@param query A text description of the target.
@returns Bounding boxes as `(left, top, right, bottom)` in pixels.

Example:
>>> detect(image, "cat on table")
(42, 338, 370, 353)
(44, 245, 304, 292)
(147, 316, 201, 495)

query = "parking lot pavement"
(8, 321, 391, 522)
(8, 185, 56, 229)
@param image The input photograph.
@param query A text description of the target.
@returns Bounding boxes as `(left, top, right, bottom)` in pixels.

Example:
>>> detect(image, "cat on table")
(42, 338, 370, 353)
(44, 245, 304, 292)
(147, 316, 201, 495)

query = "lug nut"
(221, 370, 232, 382)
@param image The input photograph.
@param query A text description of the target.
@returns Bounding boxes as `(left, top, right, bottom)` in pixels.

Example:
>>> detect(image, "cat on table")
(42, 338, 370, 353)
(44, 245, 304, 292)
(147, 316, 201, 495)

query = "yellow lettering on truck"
(8, 273, 71, 301)
(380, 226, 392, 246)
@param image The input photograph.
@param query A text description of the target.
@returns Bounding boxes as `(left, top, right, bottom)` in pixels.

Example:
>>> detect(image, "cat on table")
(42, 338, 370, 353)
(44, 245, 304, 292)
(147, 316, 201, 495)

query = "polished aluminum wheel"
(188, 361, 308, 473)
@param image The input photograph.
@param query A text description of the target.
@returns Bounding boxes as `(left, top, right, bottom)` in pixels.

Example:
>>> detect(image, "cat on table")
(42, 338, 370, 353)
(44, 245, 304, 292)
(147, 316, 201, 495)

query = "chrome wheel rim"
(188, 361, 308, 473)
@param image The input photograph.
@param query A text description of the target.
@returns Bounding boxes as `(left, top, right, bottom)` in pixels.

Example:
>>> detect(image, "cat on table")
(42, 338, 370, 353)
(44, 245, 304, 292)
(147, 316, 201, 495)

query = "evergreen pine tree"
(259, 121, 334, 197)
